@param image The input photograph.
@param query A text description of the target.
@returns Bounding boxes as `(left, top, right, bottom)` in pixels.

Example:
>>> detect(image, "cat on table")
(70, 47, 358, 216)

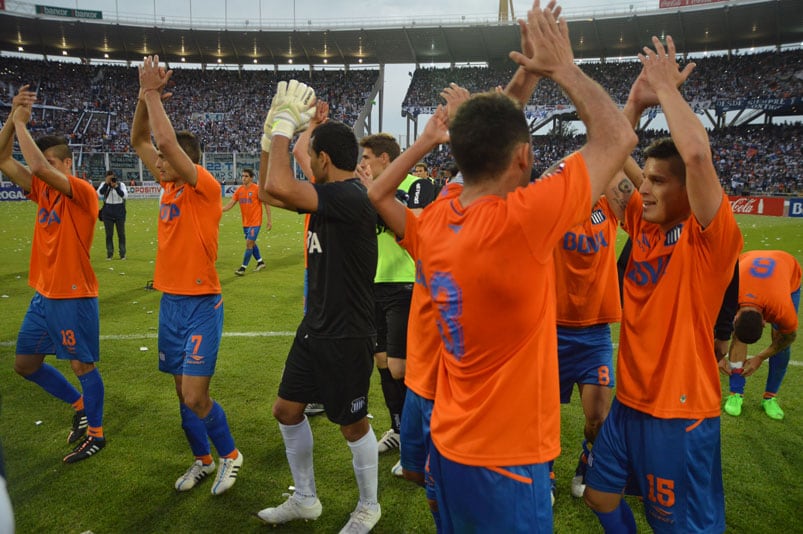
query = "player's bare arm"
(743, 329, 797, 377)
(510, 0, 637, 204)
(13, 96, 73, 197)
(605, 157, 644, 221)
(264, 80, 319, 212)
(367, 105, 449, 239)
(0, 88, 34, 192)
(638, 36, 721, 228)
(139, 55, 198, 186)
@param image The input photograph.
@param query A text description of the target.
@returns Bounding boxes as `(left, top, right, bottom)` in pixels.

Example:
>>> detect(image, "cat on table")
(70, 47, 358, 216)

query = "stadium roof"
(1, 0, 801, 65)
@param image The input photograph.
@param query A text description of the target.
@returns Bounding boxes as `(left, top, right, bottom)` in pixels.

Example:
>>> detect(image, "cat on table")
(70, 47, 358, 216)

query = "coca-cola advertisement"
(728, 196, 785, 216)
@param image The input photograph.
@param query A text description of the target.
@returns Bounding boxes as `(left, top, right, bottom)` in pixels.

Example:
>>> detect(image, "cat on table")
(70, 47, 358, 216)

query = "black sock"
(378, 367, 406, 433)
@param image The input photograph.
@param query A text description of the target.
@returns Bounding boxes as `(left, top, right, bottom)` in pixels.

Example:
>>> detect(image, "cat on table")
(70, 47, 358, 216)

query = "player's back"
(738, 249, 801, 332)
(410, 152, 591, 466)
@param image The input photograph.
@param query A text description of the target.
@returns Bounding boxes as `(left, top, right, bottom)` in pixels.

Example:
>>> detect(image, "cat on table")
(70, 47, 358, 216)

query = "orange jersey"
(27, 175, 98, 298)
(554, 196, 621, 326)
(400, 183, 464, 400)
(154, 166, 222, 295)
(403, 152, 591, 466)
(738, 250, 801, 334)
(618, 192, 743, 419)
(232, 183, 264, 227)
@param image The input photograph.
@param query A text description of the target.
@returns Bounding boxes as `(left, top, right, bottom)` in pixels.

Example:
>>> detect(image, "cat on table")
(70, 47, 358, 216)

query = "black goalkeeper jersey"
(301, 178, 377, 339)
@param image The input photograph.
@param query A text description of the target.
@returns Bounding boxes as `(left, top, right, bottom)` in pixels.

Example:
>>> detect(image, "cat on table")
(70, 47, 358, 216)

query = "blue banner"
(0, 184, 28, 201)
(788, 198, 803, 218)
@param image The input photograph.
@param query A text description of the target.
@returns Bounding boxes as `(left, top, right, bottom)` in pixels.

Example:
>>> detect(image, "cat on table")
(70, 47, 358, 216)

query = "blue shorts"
(16, 292, 99, 363)
(400, 389, 433, 476)
(243, 226, 261, 241)
(557, 324, 614, 403)
(585, 398, 725, 533)
(429, 445, 553, 533)
(158, 293, 224, 377)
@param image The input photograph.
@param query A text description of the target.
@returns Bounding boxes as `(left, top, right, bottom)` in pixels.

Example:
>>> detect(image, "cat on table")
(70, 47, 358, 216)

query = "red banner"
(659, 0, 725, 7)
(728, 196, 785, 216)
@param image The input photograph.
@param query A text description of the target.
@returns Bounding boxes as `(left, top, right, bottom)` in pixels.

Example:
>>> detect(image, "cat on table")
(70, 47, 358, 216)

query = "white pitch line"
(0, 331, 296, 347)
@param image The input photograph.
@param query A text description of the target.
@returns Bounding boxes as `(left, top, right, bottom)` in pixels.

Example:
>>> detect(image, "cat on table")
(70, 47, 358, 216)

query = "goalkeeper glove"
(260, 106, 275, 153)
(269, 80, 316, 139)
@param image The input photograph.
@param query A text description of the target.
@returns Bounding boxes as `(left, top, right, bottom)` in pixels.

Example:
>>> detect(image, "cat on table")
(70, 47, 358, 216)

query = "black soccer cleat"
(68, 410, 88, 444)
(63, 435, 106, 464)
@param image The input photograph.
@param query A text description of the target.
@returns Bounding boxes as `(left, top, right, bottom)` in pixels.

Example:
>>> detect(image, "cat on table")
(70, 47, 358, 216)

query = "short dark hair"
(449, 93, 530, 183)
(242, 168, 254, 178)
(734, 309, 764, 344)
(35, 135, 72, 160)
(176, 130, 201, 164)
(359, 133, 401, 162)
(311, 121, 358, 172)
(106, 170, 116, 177)
(644, 137, 686, 184)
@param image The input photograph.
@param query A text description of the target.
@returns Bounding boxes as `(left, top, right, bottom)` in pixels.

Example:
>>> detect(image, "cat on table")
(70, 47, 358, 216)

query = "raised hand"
(355, 161, 373, 188)
(12, 86, 36, 124)
(509, 1, 572, 79)
(420, 105, 450, 146)
(138, 55, 173, 98)
(636, 36, 696, 98)
(440, 83, 470, 121)
(312, 100, 330, 126)
(269, 80, 317, 139)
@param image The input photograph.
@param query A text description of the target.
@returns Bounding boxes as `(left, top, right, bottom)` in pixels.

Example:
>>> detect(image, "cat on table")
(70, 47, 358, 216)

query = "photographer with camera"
(97, 169, 127, 260)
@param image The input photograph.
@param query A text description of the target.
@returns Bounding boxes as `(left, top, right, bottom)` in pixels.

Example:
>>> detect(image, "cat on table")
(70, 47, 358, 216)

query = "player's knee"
(13, 358, 39, 377)
(271, 400, 304, 425)
(583, 487, 619, 513)
(388, 358, 406, 380)
(182, 392, 211, 416)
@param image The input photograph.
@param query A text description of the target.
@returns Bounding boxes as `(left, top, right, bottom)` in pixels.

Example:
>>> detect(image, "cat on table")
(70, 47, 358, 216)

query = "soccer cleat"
(762, 398, 784, 420)
(211, 451, 243, 495)
(254, 261, 266, 272)
(68, 410, 88, 444)
(63, 435, 105, 464)
(257, 494, 323, 525)
(377, 429, 400, 454)
(724, 394, 744, 417)
(304, 403, 325, 416)
(234, 266, 247, 276)
(339, 503, 381, 534)
(391, 459, 403, 477)
(570, 452, 588, 498)
(175, 459, 216, 491)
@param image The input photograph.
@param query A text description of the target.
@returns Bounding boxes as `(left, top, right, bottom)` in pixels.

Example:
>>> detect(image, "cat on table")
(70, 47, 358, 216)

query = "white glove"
(260, 106, 275, 153)
(269, 80, 316, 140)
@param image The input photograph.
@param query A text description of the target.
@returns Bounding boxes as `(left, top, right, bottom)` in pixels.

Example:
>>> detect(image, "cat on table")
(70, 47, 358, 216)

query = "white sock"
(730, 361, 744, 370)
(279, 417, 317, 502)
(347, 426, 379, 509)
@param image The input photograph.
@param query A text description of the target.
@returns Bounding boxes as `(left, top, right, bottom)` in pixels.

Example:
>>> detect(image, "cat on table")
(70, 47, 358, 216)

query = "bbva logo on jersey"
(306, 231, 322, 254)
(159, 203, 180, 222)
(37, 207, 61, 225)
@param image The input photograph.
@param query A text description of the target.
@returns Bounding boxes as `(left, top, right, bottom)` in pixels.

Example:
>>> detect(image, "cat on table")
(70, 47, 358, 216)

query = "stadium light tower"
(498, 0, 515, 21)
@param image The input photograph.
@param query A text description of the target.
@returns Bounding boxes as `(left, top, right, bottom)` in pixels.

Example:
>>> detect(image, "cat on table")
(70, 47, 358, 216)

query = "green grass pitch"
(0, 199, 800, 533)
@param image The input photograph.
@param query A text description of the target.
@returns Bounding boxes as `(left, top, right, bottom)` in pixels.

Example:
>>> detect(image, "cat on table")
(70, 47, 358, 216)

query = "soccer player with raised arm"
(582, 37, 743, 533)
(0, 86, 107, 464)
(131, 56, 242, 495)
(358, 132, 435, 470)
(368, 2, 637, 530)
(255, 81, 381, 533)
(721, 249, 800, 420)
(222, 168, 271, 276)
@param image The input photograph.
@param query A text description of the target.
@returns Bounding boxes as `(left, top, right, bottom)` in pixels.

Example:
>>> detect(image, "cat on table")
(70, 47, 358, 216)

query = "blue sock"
(594, 500, 637, 534)
(24, 364, 81, 404)
(252, 245, 262, 263)
(729, 370, 746, 395)
(241, 248, 253, 267)
(77, 368, 104, 432)
(765, 346, 790, 395)
(180, 404, 210, 457)
(202, 401, 236, 457)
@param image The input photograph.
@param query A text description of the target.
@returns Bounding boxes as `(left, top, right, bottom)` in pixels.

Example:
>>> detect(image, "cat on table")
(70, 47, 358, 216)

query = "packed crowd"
(403, 48, 803, 115)
(1, 51, 801, 195)
(0, 57, 378, 154)
(421, 123, 803, 196)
